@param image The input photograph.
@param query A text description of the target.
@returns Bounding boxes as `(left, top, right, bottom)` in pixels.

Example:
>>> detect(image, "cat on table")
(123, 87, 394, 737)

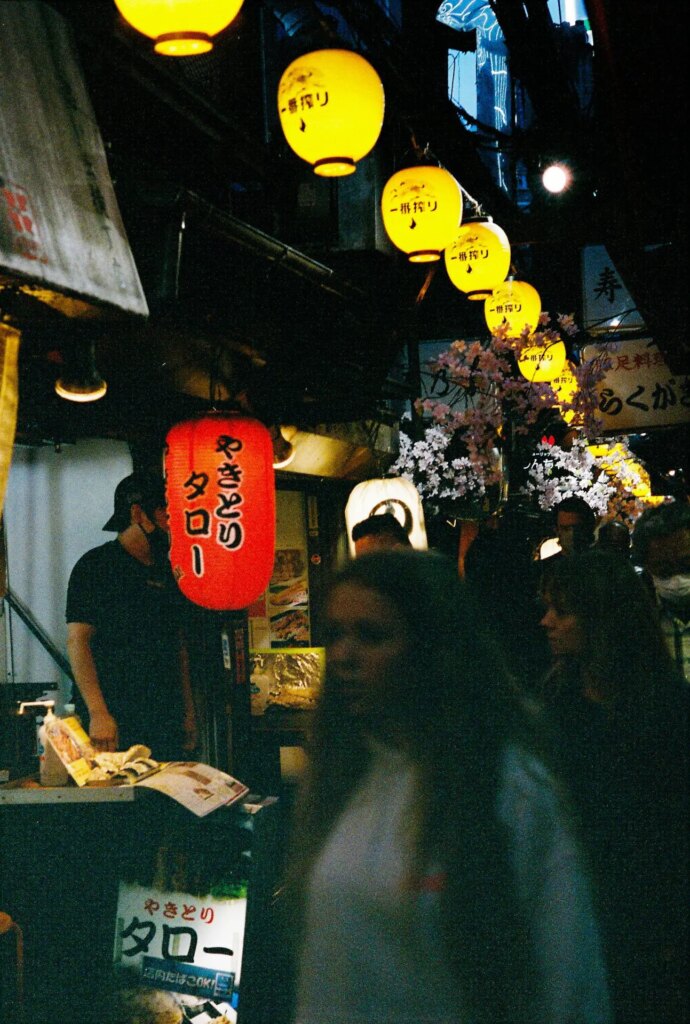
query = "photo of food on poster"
(249, 491, 312, 648)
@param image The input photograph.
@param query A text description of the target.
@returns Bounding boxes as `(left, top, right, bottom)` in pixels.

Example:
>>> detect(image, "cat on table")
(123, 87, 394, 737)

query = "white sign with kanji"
(582, 338, 690, 431)
(581, 245, 645, 334)
(113, 882, 247, 1002)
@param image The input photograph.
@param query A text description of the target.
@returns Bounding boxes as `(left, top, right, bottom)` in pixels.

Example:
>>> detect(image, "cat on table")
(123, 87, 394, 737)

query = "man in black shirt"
(65, 472, 197, 759)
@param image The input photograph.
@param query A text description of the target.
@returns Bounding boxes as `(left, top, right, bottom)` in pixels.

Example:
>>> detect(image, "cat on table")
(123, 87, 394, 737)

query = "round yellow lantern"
(114, 0, 244, 56)
(587, 443, 653, 499)
(444, 218, 511, 299)
(277, 49, 384, 177)
(550, 361, 579, 423)
(484, 279, 542, 336)
(517, 340, 567, 382)
(381, 165, 462, 262)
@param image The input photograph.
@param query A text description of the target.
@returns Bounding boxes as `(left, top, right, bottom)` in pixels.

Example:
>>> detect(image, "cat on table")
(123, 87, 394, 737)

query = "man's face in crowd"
(556, 511, 592, 556)
(644, 527, 690, 581)
(644, 527, 690, 617)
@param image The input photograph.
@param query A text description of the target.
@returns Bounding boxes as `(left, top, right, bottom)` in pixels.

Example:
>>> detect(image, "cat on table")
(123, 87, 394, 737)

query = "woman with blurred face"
(284, 550, 610, 1024)
(539, 550, 688, 1024)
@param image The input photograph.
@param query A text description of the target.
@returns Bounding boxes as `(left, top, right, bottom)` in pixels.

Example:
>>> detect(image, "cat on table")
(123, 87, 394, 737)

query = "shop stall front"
(0, 781, 284, 1024)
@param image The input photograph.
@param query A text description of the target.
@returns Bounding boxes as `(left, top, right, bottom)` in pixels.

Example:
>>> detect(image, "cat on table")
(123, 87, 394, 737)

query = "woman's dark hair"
(350, 512, 411, 546)
(288, 550, 537, 1024)
(542, 548, 681, 707)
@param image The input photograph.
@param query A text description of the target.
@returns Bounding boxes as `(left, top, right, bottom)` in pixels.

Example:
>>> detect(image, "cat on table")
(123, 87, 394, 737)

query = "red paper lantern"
(165, 414, 276, 610)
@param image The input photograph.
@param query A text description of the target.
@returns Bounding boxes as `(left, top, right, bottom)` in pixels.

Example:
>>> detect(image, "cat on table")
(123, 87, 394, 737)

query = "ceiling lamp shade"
(381, 166, 462, 262)
(484, 279, 542, 336)
(277, 49, 384, 177)
(54, 340, 107, 403)
(344, 477, 428, 558)
(113, 0, 244, 56)
(164, 413, 276, 610)
(444, 218, 511, 299)
(517, 339, 567, 382)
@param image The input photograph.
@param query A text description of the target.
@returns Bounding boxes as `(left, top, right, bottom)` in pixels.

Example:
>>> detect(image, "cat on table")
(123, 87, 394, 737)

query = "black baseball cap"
(102, 472, 166, 532)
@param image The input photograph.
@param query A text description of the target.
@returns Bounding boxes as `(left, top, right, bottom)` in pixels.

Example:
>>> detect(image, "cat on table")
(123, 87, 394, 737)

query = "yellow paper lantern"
(381, 165, 463, 262)
(587, 443, 653, 499)
(550, 361, 579, 423)
(114, 0, 244, 56)
(444, 218, 511, 299)
(484, 279, 542, 336)
(517, 340, 567, 382)
(277, 50, 384, 177)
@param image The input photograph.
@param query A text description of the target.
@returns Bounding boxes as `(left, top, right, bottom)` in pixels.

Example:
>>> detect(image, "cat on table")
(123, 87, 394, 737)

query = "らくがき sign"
(165, 415, 276, 610)
(582, 339, 690, 431)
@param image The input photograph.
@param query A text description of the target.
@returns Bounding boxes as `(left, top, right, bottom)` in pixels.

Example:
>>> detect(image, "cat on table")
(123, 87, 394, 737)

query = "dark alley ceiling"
(9, 0, 689, 448)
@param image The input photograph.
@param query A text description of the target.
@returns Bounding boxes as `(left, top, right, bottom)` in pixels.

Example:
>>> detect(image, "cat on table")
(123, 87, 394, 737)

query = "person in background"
(464, 510, 551, 695)
(632, 501, 690, 683)
(65, 472, 197, 759)
(351, 511, 412, 557)
(539, 549, 688, 1024)
(541, 495, 597, 565)
(286, 550, 610, 1024)
(595, 519, 631, 558)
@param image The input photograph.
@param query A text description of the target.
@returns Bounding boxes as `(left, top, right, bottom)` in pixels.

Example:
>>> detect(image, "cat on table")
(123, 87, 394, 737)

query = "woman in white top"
(285, 551, 610, 1024)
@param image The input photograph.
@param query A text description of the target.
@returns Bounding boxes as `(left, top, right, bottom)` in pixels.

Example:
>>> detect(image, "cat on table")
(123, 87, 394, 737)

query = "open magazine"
(42, 715, 249, 817)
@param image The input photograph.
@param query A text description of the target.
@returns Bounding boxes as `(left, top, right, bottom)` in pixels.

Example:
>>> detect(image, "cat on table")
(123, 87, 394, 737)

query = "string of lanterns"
(113, 2, 561, 385)
(112, 3, 575, 605)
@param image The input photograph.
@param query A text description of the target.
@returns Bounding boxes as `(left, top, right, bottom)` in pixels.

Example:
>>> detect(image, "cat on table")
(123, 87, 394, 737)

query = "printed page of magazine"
(135, 761, 249, 817)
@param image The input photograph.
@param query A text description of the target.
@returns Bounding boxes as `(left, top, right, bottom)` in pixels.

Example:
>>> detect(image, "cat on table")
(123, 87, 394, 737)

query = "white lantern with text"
(344, 477, 428, 558)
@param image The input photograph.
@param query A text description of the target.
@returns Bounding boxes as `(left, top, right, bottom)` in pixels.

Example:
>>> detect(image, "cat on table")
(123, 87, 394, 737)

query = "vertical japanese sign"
(582, 338, 690, 431)
(0, 323, 20, 521)
(581, 245, 645, 334)
(113, 881, 247, 1007)
(165, 416, 276, 611)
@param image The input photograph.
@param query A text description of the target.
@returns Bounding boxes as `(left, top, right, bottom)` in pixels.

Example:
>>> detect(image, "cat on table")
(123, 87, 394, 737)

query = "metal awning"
(0, 1, 147, 318)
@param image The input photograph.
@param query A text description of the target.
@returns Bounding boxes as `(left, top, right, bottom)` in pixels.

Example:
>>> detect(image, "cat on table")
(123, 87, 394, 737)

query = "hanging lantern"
(444, 218, 511, 299)
(484, 279, 542, 336)
(381, 166, 462, 262)
(344, 477, 428, 557)
(165, 413, 276, 610)
(517, 339, 567, 382)
(113, 0, 244, 57)
(277, 49, 384, 177)
(588, 443, 653, 499)
(550, 361, 579, 423)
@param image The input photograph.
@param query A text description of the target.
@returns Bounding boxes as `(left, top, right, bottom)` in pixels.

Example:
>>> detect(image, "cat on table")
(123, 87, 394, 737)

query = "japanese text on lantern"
(183, 434, 246, 578)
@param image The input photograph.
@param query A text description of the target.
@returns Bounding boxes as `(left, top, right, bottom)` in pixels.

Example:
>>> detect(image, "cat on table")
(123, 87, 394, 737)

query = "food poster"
(113, 880, 247, 1022)
(249, 648, 325, 716)
(248, 490, 311, 649)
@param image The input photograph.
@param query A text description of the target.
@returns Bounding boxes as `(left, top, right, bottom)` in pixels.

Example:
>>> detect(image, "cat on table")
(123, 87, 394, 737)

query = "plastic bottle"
(38, 703, 69, 787)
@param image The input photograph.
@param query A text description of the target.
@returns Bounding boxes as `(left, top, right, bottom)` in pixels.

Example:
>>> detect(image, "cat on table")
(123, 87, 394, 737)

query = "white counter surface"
(0, 781, 137, 804)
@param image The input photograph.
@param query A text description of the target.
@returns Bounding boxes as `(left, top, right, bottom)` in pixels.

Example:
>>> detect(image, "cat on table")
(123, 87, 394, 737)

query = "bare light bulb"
(542, 164, 571, 193)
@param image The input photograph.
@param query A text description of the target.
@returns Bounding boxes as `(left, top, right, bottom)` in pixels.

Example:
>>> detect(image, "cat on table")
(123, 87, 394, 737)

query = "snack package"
(42, 714, 96, 786)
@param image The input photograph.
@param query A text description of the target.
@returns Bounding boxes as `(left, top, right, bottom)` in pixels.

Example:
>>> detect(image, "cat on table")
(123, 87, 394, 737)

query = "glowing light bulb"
(542, 164, 571, 193)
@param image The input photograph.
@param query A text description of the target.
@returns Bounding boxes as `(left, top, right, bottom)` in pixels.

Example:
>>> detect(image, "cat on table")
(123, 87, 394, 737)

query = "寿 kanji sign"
(582, 338, 690, 431)
(581, 245, 645, 334)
